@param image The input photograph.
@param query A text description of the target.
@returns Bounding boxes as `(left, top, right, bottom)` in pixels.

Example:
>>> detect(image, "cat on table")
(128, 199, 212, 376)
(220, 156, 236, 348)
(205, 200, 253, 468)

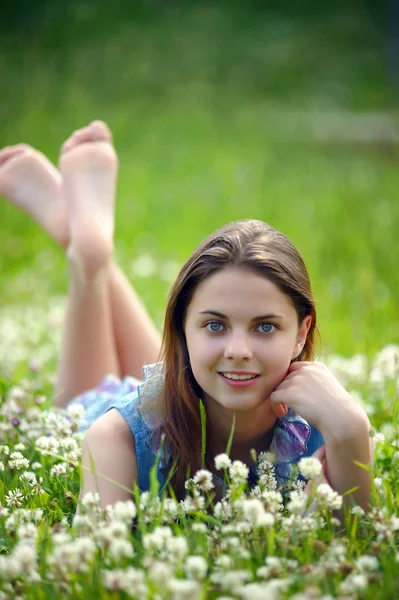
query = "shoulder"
(84, 407, 136, 445)
(80, 409, 138, 509)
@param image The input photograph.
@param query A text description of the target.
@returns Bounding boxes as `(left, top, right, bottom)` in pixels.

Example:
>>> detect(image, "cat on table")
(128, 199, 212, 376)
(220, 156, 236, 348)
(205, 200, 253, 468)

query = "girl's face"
(184, 266, 311, 416)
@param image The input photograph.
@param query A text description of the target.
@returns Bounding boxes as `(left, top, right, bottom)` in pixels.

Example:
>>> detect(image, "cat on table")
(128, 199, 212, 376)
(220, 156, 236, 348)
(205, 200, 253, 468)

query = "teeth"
(222, 373, 257, 380)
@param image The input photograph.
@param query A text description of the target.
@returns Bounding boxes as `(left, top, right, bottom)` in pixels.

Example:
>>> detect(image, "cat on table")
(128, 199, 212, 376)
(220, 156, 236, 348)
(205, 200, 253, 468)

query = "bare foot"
(0, 144, 69, 248)
(59, 120, 118, 279)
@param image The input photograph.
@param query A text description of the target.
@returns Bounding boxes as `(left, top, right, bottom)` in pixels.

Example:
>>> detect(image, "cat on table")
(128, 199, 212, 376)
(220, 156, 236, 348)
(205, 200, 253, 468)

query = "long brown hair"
(157, 220, 318, 500)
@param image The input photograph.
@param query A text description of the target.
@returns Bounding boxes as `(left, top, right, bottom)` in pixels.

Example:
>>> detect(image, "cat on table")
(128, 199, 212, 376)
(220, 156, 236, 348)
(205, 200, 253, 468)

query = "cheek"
(259, 339, 294, 377)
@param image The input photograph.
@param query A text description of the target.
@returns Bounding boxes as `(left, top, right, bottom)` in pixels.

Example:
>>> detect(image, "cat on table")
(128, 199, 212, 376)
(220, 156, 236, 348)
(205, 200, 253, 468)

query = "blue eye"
(258, 323, 275, 333)
(206, 322, 224, 332)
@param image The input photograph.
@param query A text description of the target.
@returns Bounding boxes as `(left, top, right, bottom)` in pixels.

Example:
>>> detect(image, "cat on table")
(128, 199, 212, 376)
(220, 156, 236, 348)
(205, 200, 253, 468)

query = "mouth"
(218, 372, 260, 388)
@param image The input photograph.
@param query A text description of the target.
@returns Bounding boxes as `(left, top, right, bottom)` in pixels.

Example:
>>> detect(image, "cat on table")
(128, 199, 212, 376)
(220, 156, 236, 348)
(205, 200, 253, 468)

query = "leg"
(53, 253, 120, 407)
(108, 260, 161, 378)
(0, 122, 161, 405)
(59, 120, 161, 388)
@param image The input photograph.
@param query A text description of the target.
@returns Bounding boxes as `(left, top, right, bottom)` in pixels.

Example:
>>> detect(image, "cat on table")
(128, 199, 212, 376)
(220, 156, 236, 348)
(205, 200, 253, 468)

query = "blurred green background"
(0, 0, 398, 360)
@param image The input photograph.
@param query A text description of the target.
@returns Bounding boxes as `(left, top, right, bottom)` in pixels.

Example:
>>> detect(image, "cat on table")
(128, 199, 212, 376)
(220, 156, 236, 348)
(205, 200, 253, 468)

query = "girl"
(0, 121, 373, 511)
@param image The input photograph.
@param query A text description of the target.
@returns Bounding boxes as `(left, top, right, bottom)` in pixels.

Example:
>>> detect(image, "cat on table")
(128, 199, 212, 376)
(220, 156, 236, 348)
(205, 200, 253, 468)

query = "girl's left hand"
(270, 361, 368, 439)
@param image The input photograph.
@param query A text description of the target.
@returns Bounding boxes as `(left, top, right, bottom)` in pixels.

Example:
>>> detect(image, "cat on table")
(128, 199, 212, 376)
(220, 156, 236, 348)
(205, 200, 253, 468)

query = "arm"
(78, 408, 138, 512)
(271, 362, 374, 512)
(323, 415, 374, 512)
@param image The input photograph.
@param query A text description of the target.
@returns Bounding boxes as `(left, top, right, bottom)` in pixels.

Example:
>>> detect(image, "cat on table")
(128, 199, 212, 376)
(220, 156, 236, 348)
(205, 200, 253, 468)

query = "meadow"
(0, 1, 399, 597)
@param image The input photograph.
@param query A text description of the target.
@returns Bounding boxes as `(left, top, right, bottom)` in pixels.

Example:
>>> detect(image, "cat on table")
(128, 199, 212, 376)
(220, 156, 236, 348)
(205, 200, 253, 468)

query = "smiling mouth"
(219, 373, 259, 381)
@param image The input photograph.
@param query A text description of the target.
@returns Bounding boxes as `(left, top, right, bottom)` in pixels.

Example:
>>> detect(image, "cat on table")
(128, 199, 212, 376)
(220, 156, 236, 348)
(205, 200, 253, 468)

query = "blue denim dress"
(68, 363, 324, 494)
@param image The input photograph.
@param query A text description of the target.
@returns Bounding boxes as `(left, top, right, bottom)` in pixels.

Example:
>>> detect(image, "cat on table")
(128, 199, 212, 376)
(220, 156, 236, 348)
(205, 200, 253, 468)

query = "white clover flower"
(0, 462, 4, 472)
(370, 344, 399, 380)
(258, 451, 275, 465)
(19, 471, 37, 486)
(74, 536, 97, 563)
(8, 452, 30, 470)
(316, 483, 343, 510)
(184, 555, 208, 580)
(287, 490, 307, 515)
(5, 488, 24, 508)
(193, 469, 214, 492)
(81, 492, 101, 508)
(259, 490, 283, 515)
(235, 521, 252, 534)
(64, 449, 81, 466)
(340, 573, 368, 593)
(31, 462, 42, 470)
(35, 436, 60, 456)
(49, 463, 68, 477)
(214, 569, 252, 591)
(356, 555, 379, 572)
(390, 516, 399, 531)
(242, 498, 274, 528)
(67, 404, 86, 420)
(103, 567, 147, 595)
(215, 454, 232, 470)
(298, 457, 322, 479)
(14, 443, 26, 451)
(108, 539, 134, 562)
(105, 521, 129, 542)
(229, 460, 249, 484)
(351, 505, 365, 517)
(180, 495, 205, 513)
(0, 445, 10, 456)
(149, 560, 174, 585)
(143, 526, 173, 553)
(166, 536, 189, 562)
(215, 555, 232, 570)
(112, 499, 137, 522)
(373, 432, 386, 444)
(220, 536, 240, 551)
(214, 499, 233, 521)
(161, 498, 179, 522)
(18, 523, 38, 540)
(257, 452, 277, 490)
(167, 577, 202, 600)
(72, 514, 93, 532)
(191, 523, 207, 534)
(11, 541, 37, 572)
(95, 522, 127, 549)
(326, 542, 347, 561)
(236, 581, 281, 600)
(59, 437, 79, 452)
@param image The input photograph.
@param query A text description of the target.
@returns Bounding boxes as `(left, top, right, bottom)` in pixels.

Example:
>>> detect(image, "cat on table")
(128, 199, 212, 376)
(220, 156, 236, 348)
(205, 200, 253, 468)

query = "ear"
(291, 315, 312, 360)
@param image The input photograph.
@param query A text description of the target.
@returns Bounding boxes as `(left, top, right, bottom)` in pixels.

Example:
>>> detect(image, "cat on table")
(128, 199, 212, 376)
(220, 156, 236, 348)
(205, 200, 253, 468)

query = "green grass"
(0, 0, 398, 363)
(0, 361, 398, 598)
(0, 5, 399, 596)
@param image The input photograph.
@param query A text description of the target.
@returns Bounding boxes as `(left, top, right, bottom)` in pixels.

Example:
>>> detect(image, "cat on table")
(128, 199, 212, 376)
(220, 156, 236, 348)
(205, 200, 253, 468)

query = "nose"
(224, 330, 253, 361)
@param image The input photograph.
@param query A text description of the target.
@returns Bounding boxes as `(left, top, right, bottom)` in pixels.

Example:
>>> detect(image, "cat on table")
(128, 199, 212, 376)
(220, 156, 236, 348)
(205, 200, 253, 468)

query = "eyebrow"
(199, 310, 285, 320)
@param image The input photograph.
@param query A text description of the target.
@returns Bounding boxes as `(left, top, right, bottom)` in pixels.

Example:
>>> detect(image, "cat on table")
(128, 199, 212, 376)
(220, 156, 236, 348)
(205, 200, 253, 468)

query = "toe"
(90, 120, 113, 142)
(61, 126, 92, 153)
(0, 144, 31, 167)
(61, 121, 112, 154)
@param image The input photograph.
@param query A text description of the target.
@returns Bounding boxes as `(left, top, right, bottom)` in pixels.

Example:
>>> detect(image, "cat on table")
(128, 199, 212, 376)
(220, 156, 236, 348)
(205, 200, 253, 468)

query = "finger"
(272, 402, 288, 418)
(288, 361, 310, 373)
(273, 378, 294, 391)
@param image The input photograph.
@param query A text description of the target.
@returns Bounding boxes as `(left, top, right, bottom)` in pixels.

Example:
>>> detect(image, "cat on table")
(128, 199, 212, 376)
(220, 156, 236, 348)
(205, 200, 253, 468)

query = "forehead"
(187, 266, 295, 317)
